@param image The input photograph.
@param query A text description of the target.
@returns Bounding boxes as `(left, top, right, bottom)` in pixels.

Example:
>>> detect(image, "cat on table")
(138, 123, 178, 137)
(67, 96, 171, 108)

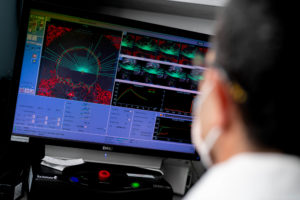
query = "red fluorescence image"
(36, 20, 122, 105)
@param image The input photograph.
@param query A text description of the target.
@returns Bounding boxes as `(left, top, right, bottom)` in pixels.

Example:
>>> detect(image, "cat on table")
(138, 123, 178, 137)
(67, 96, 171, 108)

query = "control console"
(29, 162, 173, 200)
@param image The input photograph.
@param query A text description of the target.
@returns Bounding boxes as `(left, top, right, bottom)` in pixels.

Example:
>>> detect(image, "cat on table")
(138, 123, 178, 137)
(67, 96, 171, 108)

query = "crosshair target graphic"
(36, 20, 122, 105)
(56, 46, 101, 87)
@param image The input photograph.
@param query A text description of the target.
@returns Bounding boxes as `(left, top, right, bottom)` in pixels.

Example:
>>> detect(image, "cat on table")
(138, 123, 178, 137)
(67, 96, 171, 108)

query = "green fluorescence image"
(119, 63, 140, 72)
(121, 36, 134, 48)
(187, 74, 204, 81)
(57, 47, 100, 76)
(143, 67, 164, 76)
(188, 68, 205, 81)
(166, 71, 186, 79)
(136, 40, 157, 52)
(159, 46, 179, 56)
(181, 49, 197, 59)
(73, 56, 98, 75)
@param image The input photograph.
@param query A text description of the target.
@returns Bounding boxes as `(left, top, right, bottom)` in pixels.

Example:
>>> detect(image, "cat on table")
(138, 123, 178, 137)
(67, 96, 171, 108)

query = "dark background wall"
(0, 0, 18, 146)
(0, 0, 18, 78)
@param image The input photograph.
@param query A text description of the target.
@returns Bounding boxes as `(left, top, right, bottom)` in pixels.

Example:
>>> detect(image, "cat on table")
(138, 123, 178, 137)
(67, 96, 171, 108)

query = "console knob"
(70, 176, 79, 183)
(98, 170, 111, 181)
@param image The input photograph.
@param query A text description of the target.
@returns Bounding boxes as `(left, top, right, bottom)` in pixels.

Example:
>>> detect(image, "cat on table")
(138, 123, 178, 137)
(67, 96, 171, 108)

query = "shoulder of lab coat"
(184, 153, 300, 200)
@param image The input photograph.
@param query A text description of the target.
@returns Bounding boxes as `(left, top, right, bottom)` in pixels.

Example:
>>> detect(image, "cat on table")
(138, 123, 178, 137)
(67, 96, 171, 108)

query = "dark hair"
(214, 0, 299, 156)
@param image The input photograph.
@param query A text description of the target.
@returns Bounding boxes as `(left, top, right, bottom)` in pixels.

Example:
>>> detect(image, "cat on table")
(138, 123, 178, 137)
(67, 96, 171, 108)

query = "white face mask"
(191, 83, 222, 169)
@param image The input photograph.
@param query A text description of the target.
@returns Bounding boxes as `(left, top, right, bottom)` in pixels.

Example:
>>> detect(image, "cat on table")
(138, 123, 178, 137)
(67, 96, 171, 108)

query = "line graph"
(157, 125, 190, 137)
(163, 90, 195, 116)
(112, 82, 164, 111)
(117, 86, 148, 102)
(153, 117, 192, 144)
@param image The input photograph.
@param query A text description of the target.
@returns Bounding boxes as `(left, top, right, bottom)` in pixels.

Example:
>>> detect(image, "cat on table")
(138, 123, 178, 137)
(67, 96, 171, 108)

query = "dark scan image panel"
(153, 117, 192, 144)
(36, 20, 122, 105)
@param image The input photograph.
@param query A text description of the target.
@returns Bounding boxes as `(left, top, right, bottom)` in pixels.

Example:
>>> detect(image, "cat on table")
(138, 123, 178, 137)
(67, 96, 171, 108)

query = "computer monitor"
(9, 1, 210, 162)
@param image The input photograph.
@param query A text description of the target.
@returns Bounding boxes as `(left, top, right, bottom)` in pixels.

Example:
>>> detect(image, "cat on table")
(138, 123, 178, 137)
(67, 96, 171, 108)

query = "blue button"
(70, 176, 79, 183)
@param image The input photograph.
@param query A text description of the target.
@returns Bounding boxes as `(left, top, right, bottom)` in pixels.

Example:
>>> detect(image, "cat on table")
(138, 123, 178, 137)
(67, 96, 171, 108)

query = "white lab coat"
(184, 153, 300, 200)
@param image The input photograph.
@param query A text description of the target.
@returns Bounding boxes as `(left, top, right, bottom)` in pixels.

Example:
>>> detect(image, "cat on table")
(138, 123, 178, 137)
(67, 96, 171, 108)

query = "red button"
(98, 170, 111, 181)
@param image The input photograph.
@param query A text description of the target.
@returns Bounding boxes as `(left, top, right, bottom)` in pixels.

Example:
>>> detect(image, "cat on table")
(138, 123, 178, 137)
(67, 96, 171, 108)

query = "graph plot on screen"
(163, 91, 195, 116)
(153, 117, 192, 144)
(112, 82, 164, 111)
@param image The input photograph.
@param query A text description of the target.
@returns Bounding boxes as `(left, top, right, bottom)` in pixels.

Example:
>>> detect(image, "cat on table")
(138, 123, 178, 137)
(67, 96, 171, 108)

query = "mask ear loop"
(203, 127, 222, 151)
(191, 78, 220, 168)
(198, 127, 222, 168)
(191, 67, 230, 168)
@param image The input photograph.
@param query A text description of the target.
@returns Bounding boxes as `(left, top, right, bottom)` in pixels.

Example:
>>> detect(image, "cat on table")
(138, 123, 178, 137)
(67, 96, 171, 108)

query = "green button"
(131, 182, 140, 188)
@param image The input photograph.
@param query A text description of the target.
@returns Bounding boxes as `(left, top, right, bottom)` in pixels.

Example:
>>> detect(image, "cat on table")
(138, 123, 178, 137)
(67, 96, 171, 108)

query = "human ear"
(210, 68, 232, 131)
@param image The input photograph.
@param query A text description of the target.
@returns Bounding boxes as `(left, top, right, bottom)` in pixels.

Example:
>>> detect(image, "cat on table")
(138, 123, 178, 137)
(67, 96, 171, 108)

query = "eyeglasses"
(193, 51, 248, 104)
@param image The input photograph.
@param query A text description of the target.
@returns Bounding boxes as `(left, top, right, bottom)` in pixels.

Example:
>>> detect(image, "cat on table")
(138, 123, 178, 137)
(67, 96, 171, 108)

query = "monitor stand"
(45, 145, 163, 169)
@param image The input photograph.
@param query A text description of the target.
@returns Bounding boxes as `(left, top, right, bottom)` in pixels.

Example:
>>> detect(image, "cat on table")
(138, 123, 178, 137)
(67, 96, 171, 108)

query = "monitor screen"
(10, 2, 209, 160)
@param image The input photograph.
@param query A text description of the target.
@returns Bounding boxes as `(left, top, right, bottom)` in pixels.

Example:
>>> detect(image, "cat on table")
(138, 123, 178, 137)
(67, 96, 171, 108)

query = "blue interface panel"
(12, 10, 209, 154)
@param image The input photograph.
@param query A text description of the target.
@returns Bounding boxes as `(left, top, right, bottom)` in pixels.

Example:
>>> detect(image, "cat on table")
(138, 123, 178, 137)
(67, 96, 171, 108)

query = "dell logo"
(37, 175, 58, 180)
(102, 146, 113, 151)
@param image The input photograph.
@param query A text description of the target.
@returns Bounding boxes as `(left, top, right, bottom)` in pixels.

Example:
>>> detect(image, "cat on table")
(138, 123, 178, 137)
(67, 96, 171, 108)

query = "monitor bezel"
(9, 0, 210, 161)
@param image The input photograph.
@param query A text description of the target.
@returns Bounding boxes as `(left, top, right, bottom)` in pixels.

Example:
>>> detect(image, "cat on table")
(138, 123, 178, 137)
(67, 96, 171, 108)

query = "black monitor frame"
(8, 0, 210, 161)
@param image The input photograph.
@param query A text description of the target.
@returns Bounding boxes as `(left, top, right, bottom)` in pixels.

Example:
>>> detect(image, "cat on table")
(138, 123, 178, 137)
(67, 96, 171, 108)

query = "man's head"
(192, 0, 299, 167)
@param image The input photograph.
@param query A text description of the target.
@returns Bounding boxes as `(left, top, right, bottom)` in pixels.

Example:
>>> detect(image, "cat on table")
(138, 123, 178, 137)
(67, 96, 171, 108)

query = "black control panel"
(30, 162, 173, 200)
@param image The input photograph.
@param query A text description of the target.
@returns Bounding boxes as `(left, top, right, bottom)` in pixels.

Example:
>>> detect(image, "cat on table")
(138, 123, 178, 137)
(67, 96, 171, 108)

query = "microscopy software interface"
(13, 10, 209, 154)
